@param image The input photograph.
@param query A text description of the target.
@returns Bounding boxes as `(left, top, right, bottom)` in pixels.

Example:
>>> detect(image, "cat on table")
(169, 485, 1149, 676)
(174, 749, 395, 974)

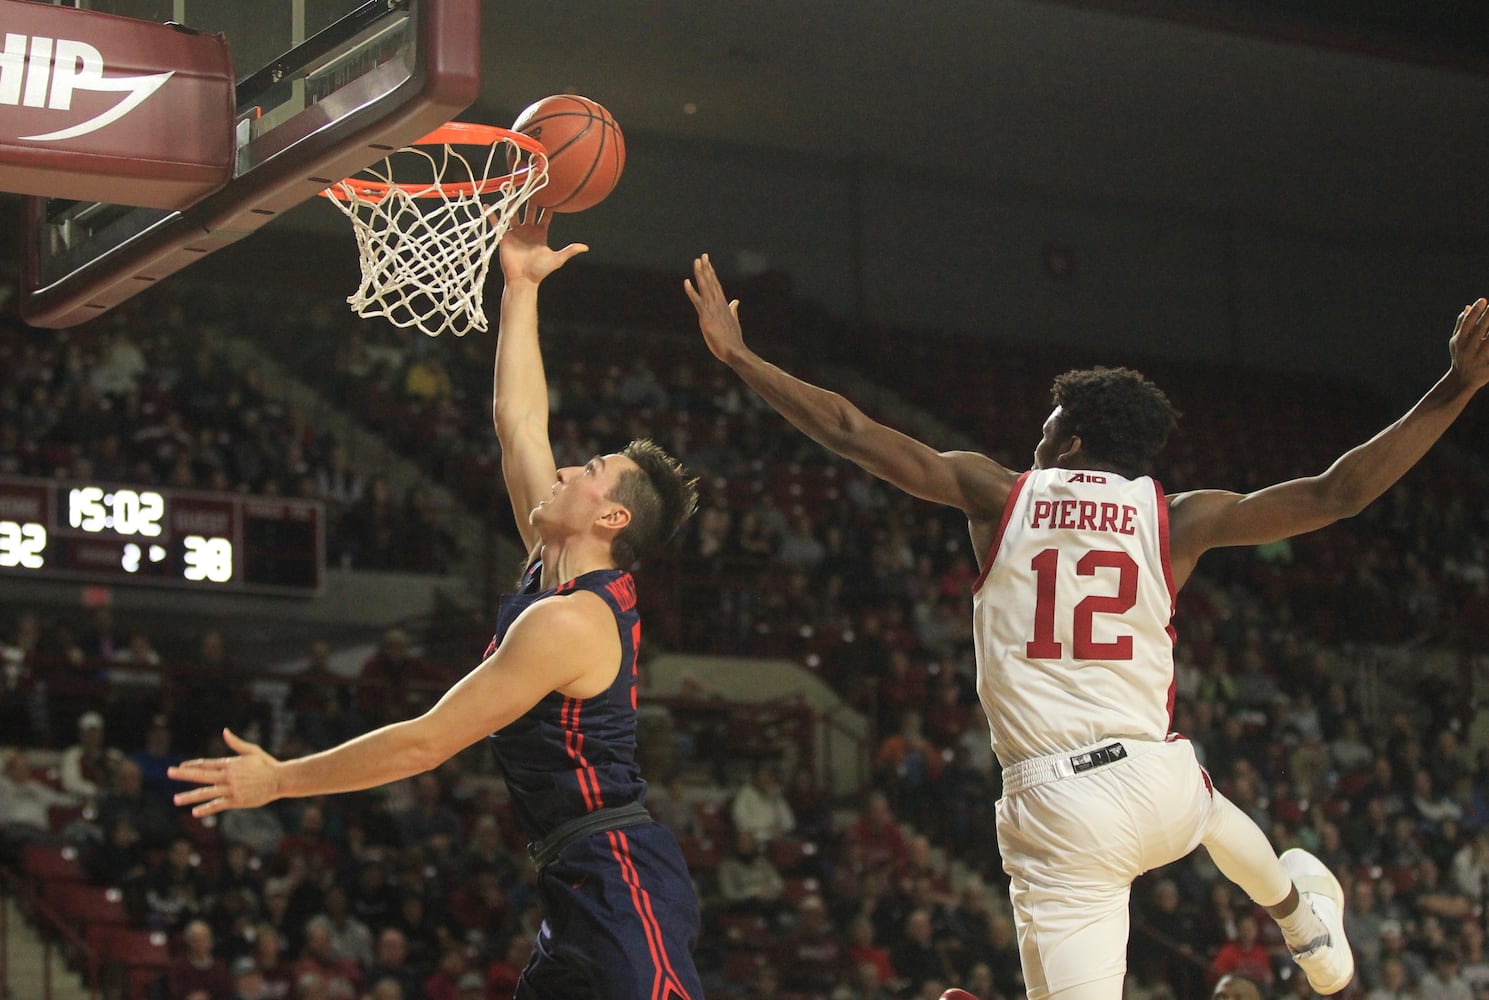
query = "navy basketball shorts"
(516, 822, 704, 1000)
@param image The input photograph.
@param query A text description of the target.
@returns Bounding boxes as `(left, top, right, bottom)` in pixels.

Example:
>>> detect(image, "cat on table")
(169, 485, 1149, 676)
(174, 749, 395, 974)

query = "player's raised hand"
(168, 729, 281, 817)
(499, 206, 588, 286)
(1449, 298, 1489, 391)
(685, 254, 746, 363)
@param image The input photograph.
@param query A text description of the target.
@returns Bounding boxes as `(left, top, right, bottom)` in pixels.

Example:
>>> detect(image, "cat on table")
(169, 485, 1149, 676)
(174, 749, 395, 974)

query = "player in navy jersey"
(688, 253, 1489, 1000)
(168, 211, 701, 1000)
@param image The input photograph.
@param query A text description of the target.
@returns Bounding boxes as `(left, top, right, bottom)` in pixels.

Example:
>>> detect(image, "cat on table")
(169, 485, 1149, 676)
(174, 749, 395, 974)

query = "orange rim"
(321, 122, 548, 202)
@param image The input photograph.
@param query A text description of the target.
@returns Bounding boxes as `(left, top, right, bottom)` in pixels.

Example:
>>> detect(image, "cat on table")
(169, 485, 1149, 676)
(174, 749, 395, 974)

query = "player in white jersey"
(686, 253, 1489, 1000)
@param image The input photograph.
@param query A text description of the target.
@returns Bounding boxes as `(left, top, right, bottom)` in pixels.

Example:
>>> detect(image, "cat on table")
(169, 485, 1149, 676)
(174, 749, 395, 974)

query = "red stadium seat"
(24, 843, 86, 883)
(50, 882, 129, 927)
(678, 836, 722, 872)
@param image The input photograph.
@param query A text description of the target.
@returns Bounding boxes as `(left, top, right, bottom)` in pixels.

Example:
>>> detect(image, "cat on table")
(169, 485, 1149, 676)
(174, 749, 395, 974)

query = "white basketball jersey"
(972, 468, 1177, 765)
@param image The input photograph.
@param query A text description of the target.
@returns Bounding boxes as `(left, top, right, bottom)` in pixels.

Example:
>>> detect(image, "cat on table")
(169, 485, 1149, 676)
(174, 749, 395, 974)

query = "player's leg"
(997, 782, 1140, 1000)
(522, 824, 704, 1000)
(1199, 782, 1354, 993)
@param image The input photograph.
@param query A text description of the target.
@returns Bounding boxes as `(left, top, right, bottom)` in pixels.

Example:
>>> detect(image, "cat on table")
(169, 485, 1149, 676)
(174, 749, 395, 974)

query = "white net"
(324, 127, 549, 337)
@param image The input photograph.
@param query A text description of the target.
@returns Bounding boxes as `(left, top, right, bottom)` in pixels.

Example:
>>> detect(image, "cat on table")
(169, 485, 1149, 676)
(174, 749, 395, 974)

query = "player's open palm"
(1450, 298, 1489, 391)
(499, 208, 588, 285)
(686, 254, 746, 363)
(168, 729, 281, 817)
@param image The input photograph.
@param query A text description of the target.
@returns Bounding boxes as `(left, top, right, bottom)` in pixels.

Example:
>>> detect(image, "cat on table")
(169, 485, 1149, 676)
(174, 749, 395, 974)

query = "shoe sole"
(1280, 848, 1353, 994)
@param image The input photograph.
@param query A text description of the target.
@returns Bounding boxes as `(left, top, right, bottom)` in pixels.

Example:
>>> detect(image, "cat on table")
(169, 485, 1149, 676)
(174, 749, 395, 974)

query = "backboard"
(20, 0, 480, 328)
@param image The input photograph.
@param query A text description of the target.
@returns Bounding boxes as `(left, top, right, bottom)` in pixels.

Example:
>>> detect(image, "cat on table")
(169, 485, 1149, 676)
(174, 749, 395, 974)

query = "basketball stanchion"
(322, 122, 549, 338)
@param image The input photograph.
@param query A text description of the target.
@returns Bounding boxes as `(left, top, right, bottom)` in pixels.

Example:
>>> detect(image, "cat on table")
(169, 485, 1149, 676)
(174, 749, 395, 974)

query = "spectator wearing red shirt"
(844, 790, 911, 875)
(772, 894, 843, 995)
(845, 914, 898, 989)
(1209, 915, 1275, 991)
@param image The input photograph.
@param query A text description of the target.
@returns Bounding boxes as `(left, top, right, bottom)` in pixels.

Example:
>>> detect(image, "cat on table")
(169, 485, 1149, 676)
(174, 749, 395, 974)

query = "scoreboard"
(0, 473, 323, 595)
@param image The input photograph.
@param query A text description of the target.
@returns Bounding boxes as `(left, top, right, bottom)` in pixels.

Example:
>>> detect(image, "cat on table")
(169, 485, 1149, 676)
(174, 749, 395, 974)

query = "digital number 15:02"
(68, 487, 164, 537)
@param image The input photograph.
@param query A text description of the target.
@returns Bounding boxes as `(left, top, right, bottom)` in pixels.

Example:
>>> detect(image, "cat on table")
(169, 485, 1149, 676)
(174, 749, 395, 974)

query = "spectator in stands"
(365, 928, 422, 1000)
(484, 931, 532, 998)
(230, 956, 267, 1000)
(279, 803, 339, 873)
(221, 800, 286, 861)
(844, 914, 899, 992)
(0, 749, 75, 863)
(422, 945, 470, 1000)
(292, 916, 363, 1000)
(338, 475, 399, 570)
(146, 835, 210, 932)
(357, 628, 440, 727)
(1377, 920, 1428, 990)
(131, 714, 187, 800)
(784, 765, 835, 846)
(1420, 947, 1474, 1000)
(1368, 955, 1418, 1000)
(774, 893, 843, 995)
(717, 828, 787, 920)
(395, 771, 462, 858)
(845, 789, 911, 876)
(254, 910, 297, 994)
(59, 709, 121, 799)
(1212, 973, 1265, 1000)
(890, 906, 956, 998)
(731, 762, 795, 843)
(98, 757, 183, 850)
(874, 708, 945, 830)
(1208, 915, 1275, 992)
(348, 856, 399, 930)
(314, 883, 374, 970)
(167, 918, 233, 1000)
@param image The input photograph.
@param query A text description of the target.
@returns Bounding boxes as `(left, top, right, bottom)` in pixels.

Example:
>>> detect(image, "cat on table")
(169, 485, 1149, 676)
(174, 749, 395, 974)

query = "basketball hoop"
(322, 122, 549, 337)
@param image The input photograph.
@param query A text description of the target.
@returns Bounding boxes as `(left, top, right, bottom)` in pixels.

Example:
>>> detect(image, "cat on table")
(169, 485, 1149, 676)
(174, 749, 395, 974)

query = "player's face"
(530, 453, 636, 535)
(1032, 406, 1068, 470)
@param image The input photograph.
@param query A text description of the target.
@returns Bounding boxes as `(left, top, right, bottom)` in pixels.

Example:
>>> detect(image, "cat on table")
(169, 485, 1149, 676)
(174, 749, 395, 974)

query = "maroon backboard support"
(0, 1, 234, 209)
(21, 0, 480, 329)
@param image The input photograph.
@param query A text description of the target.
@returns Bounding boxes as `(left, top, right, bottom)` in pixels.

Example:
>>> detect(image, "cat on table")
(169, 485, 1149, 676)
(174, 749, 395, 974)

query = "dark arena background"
(1, 2, 1488, 999)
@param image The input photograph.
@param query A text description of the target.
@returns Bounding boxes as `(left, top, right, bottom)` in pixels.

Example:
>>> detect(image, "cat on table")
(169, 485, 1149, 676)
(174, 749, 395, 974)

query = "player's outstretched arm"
(686, 253, 1014, 522)
(494, 209, 589, 549)
(168, 594, 616, 817)
(1170, 298, 1489, 570)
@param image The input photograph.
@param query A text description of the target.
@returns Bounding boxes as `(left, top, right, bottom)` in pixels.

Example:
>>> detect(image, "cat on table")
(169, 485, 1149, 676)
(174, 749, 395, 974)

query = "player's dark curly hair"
(608, 438, 700, 567)
(1049, 367, 1179, 477)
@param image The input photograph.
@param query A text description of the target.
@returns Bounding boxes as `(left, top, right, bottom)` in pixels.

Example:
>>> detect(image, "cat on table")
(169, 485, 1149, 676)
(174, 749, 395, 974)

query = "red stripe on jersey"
(630, 620, 642, 710)
(972, 470, 1032, 593)
(606, 829, 694, 1000)
(606, 573, 638, 611)
(1153, 479, 1179, 727)
(561, 697, 603, 811)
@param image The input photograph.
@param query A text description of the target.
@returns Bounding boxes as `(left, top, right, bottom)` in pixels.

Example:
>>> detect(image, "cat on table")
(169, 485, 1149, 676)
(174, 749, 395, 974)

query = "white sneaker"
(1280, 848, 1355, 994)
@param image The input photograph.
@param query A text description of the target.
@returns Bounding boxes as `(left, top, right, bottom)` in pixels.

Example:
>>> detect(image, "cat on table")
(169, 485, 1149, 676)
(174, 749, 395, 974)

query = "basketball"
(940, 992, 978, 1000)
(511, 94, 626, 213)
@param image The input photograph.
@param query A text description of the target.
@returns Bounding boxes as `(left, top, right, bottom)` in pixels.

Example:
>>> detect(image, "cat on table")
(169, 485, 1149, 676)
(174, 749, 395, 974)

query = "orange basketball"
(940, 991, 979, 1000)
(511, 95, 626, 213)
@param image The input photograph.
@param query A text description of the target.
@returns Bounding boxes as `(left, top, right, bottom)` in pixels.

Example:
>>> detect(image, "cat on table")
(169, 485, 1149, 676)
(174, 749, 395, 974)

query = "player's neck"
(537, 539, 618, 589)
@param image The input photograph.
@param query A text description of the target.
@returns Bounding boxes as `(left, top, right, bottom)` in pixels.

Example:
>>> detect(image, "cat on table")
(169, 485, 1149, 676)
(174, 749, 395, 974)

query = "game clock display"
(0, 474, 322, 595)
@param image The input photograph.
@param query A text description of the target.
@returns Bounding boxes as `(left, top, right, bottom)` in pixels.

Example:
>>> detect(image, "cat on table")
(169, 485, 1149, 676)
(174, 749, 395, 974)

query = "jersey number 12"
(1026, 547, 1138, 660)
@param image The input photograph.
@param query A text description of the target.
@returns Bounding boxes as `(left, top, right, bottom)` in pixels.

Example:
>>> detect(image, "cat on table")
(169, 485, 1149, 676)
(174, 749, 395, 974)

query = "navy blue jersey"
(484, 560, 647, 842)
(484, 559, 703, 1000)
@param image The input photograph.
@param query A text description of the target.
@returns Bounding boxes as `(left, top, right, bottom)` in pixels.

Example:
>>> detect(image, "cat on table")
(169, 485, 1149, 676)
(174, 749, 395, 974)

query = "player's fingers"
(192, 799, 228, 819)
(168, 762, 224, 782)
(683, 278, 701, 306)
(174, 785, 222, 806)
(730, 300, 741, 317)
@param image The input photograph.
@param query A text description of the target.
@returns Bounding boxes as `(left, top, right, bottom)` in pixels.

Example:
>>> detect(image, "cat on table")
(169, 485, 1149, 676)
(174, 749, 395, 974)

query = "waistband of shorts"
(527, 800, 653, 869)
(1001, 738, 1161, 794)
